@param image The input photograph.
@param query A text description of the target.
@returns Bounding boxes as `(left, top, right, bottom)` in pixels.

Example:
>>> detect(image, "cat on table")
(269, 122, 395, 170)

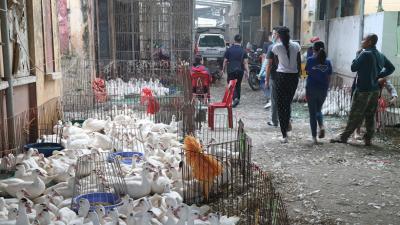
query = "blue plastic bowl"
(73, 192, 122, 213)
(108, 152, 143, 165)
(24, 143, 64, 157)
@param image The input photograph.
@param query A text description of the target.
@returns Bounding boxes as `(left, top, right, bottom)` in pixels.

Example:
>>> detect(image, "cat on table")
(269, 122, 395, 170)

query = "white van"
(196, 34, 226, 60)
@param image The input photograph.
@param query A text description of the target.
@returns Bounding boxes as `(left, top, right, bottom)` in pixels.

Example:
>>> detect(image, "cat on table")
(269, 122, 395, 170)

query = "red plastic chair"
(208, 79, 237, 130)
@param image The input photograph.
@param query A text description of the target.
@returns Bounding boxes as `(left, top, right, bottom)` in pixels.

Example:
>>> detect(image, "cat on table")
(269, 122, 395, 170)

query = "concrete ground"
(210, 77, 400, 225)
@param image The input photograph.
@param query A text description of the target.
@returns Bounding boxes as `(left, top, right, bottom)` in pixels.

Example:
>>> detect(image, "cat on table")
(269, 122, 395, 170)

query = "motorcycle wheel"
(211, 71, 222, 83)
(248, 70, 260, 91)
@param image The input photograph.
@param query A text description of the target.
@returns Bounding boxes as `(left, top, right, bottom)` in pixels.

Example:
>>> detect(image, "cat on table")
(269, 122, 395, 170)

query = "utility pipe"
(324, 0, 330, 55)
(359, 0, 365, 43)
(0, 0, 15, 146)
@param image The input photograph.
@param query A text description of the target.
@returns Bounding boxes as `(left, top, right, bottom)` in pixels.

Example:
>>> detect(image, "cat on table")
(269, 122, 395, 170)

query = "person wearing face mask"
(266, 27, 301, 143)
(331, 34, 395, 146)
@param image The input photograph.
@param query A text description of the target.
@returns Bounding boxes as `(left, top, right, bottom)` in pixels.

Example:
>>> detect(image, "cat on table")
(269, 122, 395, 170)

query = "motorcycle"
(204, 58, 223, 83)
(247, 48, 263, 91)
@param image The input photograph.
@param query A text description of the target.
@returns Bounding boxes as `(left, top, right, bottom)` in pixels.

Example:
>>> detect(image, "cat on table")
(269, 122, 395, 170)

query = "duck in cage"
(71, 153, 128, 214)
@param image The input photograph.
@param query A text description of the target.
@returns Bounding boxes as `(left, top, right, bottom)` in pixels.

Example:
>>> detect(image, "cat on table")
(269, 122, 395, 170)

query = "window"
(198, 36, 225, 48)
(42, 0, 55, 73)
(318, 0, 327, 21)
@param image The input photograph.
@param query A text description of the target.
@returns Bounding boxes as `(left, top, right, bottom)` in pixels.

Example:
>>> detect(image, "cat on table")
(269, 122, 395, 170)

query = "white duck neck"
(16, 205, 29, 225)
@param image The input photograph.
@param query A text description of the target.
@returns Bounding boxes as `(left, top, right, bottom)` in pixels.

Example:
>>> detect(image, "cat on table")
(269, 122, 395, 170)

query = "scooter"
(247, 48, 263, 91)
(204, 58, 223, 83)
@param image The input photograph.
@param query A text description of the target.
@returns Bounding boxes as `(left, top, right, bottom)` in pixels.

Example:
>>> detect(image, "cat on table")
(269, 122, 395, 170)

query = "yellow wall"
(365, 0, 400, 14)
(27, 0, 62, 106)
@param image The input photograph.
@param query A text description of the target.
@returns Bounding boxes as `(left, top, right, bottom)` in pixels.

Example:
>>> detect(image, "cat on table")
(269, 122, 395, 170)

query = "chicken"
(183, 136, 223, 200)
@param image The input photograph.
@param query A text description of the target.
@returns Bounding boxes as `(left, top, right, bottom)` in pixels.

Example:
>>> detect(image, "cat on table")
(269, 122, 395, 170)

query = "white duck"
(0, 197, 8, 219)
(77, 198, 90, 218)
(95, 205, 108, 224)
(87, 211, 101, 225)
(0, 207, 18, 225)
(151, 169, 172, 194)
(126, 212, 137, 225)
(90, 132, 112, 149)
(0, 156, 11, 171)
(18, 148, 40, 169)
(36, 209, 54, 225)
(105, 208, 126, 225)
(45, 173, 76, 198)
(118, 195, 134, 216)
(208, 213, 240, 225)
(82, 118, 107, 132)
(63, 122, 85, 138)
(162, 203, 178, 225)
(16, 198, 30, 225)
(0, 169, 46, 199)
(162, 183, 183, 204)
(56, 207, 78, 225)
(126, 167, 152, 199)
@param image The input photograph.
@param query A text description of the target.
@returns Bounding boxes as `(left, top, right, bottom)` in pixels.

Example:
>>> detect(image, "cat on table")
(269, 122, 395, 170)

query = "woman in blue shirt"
(305, 41, 332, 144)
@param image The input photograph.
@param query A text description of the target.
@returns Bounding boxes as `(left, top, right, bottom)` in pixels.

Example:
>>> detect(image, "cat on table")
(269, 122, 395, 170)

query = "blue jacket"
(351, 47, 395, 92)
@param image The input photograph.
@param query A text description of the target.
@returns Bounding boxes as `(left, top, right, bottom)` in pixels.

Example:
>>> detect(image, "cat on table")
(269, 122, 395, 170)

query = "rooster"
(183, 136, 223, 200)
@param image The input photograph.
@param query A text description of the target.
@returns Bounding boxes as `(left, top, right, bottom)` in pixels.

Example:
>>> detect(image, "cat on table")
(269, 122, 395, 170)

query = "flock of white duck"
(292, 79, 352, 116)
(0, 114, 239, 225)
(106, 78, 171, 100)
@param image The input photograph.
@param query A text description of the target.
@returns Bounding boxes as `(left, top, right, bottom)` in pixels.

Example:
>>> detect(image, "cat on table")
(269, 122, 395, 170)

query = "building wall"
(365, 0, 400, 14)
(58, 0, 95, 59)
(313, 12, 399, 79)
(27, 0, 62, 106)
(301, 0, 315, 44)
(327, 15, 361, 78)
(381, 12, 400, 72)
(225, 2, 241, 42)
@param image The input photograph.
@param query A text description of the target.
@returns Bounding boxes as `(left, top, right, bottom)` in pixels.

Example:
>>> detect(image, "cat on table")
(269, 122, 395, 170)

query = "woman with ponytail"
(305, 41, 332, 144)
(268, 26, 301, 143)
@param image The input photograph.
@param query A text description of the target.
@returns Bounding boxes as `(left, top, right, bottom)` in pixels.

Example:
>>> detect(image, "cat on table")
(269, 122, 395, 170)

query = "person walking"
(305, 41, 332, 144)
(266, 27, 301, 143)
(222, 34, 250, 107)
(264, 27, 280, 127)
(259, 32, 274, 109)
(331, 34, 395, 146)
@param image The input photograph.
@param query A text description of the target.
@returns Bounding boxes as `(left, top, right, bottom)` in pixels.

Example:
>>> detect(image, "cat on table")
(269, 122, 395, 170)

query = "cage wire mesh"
(71, 153, 127, 212)
(108, 0, 193, 62)
(109, 125, 147, 153)
(182, 120, 289, 225)
(0, 98, 62, 176)
(61, 59, 192, 129)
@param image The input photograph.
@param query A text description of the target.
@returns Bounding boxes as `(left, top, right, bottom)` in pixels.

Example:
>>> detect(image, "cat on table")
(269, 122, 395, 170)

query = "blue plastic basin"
(24, 143, 64, 157)
(108, 152, 143, 165)
(73, 192, 122, 213)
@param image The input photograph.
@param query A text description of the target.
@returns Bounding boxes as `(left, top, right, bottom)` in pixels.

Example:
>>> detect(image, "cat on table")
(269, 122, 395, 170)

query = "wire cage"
(61, 58, 192, 122)
(93, 0, 193, 62)
(110, 126, 147, 153)
(182, 120, 290, 225)
(71, 153, 127, 212)
(0, 98, 62, 175)
(293, 75, 353, 116)
(377, 76, 400, 130)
